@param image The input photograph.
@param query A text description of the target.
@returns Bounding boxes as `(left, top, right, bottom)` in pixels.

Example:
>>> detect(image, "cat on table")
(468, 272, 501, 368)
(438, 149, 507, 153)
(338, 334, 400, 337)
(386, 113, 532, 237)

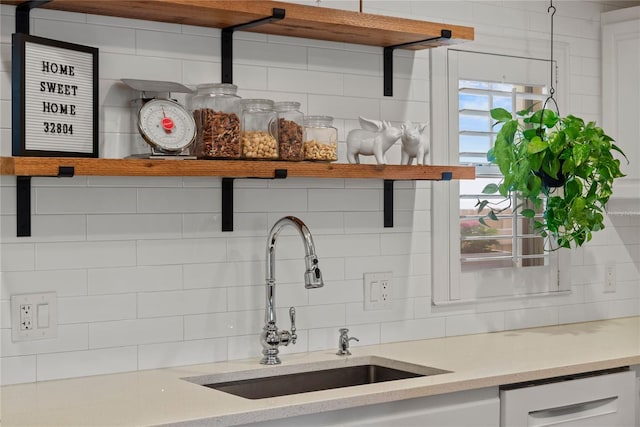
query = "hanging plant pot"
(477, 107, 628, 249)
(535, 165, 566, 188)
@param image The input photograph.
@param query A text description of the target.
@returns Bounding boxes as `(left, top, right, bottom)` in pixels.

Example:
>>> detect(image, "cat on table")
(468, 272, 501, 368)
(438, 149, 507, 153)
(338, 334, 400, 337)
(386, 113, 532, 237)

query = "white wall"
(1, 1, 638, 385)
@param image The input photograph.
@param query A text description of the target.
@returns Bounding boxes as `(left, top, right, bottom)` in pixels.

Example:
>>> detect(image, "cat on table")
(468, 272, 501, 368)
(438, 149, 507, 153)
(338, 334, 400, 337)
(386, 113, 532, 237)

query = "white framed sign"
(12, 33, 98, 157)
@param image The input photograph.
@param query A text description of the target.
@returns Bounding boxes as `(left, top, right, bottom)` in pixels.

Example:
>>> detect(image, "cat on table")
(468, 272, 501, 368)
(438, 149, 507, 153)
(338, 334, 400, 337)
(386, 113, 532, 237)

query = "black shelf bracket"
(16, 176, 31, 237)
(383, 180, 394, 228)
(221, 8, 285, 84)
(383, 29, 452, 97)
(16, 166, 75, 237)
(14, 1, 53, 237)
(16, 0, 51, 34)
(382, 172, 453, 228)
(221, 168, 288, 232)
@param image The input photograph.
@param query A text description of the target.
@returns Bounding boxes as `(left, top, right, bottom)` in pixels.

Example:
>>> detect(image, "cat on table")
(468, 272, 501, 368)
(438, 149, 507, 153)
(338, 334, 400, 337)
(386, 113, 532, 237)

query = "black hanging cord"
(542, 0, 559, 116)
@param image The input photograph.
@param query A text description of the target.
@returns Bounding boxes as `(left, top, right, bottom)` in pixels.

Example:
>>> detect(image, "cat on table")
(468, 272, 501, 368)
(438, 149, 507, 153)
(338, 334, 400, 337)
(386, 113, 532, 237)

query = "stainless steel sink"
(183, 356, 449, 400)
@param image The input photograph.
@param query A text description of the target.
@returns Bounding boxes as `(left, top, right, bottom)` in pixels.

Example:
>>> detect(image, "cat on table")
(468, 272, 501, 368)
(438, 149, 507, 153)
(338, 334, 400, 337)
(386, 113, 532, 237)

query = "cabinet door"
(602, 18, 640, 194)
(500, 370, 636, 427)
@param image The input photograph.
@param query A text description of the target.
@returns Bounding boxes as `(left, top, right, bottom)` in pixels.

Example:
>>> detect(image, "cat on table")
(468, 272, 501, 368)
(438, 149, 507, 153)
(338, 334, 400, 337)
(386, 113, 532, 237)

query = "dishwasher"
(500, 367, 636, 426)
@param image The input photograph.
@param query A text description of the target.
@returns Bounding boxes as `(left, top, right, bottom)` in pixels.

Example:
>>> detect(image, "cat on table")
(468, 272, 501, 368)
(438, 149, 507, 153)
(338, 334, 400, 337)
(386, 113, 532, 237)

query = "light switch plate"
(11, 292, 57, 342)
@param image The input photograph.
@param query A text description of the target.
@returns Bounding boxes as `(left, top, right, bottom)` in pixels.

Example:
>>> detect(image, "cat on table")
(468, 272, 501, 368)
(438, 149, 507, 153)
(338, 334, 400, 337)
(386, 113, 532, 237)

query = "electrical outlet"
(11, 292, 57, 342)
(604, 264, 616, 293)
(20, 304, 34, 330)
(363, 272, 392, 310)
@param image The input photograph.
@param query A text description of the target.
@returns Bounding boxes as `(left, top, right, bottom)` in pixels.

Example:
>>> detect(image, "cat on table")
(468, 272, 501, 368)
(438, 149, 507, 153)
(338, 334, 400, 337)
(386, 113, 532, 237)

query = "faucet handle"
(289, 307, 297, 344)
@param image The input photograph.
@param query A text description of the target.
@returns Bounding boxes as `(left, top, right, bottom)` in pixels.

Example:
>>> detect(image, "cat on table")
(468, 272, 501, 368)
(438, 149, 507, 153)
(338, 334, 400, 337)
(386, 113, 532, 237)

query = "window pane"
(458, 79, 547, 269)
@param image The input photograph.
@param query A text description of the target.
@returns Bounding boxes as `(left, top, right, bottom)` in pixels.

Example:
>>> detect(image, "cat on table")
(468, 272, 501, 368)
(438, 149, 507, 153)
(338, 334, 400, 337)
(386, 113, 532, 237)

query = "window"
(431, 49, 570, 304)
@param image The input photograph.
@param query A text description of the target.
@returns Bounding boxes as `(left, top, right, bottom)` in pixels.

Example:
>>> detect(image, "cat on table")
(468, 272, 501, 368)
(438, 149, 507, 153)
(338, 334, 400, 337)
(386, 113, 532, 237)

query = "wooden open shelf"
(1, 0, 474, 49)
(0, 157, 475, 180)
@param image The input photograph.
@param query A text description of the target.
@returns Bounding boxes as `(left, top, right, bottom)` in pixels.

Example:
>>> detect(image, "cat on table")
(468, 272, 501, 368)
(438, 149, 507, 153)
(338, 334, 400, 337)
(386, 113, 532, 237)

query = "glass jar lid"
(273, 101, 301, 112)
(304, 115, 334, 127)
(240, 99, 274, 111)
(195, 83, 238, 96)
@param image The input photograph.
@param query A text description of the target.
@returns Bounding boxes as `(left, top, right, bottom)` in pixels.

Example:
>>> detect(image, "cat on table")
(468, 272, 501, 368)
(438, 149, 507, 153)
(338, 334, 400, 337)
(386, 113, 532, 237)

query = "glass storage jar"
(240, 99, 279, 160)
(303, 115, 338, 161)
(274, 101, 304, 161)
(190, 83, 241, 159)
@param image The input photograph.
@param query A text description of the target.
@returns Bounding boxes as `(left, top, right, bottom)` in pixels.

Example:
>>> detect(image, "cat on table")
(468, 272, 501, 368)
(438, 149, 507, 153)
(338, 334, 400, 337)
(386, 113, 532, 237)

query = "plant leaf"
(527, 136, 548, 154)
(490, 107, 513, 123)
(572, 144, 591, 166)
(521, 209, 535, 218)
(481, 183, 499, 194)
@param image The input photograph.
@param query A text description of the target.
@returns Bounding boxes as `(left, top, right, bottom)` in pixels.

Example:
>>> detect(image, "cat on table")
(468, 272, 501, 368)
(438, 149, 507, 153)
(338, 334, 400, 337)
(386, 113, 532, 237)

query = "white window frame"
(431, 41, 571, 305)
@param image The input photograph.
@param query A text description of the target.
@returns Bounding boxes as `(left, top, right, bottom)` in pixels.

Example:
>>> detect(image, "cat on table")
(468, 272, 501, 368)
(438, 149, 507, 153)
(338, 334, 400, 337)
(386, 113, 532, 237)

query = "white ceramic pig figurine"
(346, 116, 402, 164)
(400, 121, 429, 165)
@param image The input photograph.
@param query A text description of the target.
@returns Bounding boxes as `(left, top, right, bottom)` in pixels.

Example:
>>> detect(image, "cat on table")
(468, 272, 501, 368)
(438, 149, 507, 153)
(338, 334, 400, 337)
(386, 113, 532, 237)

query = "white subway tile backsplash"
(308, 188, 379, 212)
(227, 334, 262, 361)
(34, 18, 135, 54)
(138, 288, 227, 318)
(137, 238, 226, 266)
(36, 241, 137, 270)
(136, 30, 219, 61)
(183, 260, 262, 289)
(37, 347, 138, 381)
(88, 265, 182, 295)
(36, 188, 137, 214)
(139, 338, 228, 370)
(100, 52, 182, 81)
(89, 317, 183, 348)
(1, 214, 87, 243)
(1, 269, 87, 298)
(183, 212, 267, 238)
(1, 355, 36, 385)
(137, 188, 220, 213)
(234, 39, 307, 70)
(185, 310, 263, 340)
(268, 68, 343, 95)
(381, 317, 445, 343)
(0, 99, 10, 129)
(0, 300, 11, 328)
(504, 307, 559, 331)
(1, 324, 88, 357)
(58, 294, 136, 324)
(234, 188, 308, 213)
(346, 299, 414, 325)
(307, 94, 380, 120)
(0, 243, 35, 271)
(309, 47, 379, 76)
(445, 312, 505, 337)
(87, 214, 182, 240)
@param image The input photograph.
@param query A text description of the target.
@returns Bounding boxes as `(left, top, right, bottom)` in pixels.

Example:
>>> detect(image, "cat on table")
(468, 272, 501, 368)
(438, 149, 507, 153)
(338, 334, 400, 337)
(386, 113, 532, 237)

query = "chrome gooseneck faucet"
(261, 216, 324, 365)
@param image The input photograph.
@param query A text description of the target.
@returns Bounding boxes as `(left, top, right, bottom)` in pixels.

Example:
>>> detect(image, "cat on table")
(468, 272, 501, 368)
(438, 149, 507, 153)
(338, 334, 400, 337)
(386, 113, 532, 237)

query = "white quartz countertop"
(2, 316, 640, 426)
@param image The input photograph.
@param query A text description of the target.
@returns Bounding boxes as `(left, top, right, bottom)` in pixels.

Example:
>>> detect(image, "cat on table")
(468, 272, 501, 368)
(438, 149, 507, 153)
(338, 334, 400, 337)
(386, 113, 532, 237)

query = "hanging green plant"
(477, 106, 628, 249)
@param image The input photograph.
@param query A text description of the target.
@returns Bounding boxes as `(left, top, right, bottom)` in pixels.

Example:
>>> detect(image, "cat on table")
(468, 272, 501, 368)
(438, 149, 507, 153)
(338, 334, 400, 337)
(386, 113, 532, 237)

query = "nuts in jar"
(304, 140, 338, 161)
(241, 131, 278, 159)
(274, 101, 304, 161)
(193, 109, 241, 158)
(278, 118, 304, 160)
(303, 115, 338, 162)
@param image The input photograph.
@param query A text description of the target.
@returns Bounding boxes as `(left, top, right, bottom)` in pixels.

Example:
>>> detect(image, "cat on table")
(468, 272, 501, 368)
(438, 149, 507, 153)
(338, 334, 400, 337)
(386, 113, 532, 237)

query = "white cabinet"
(500, 369, 636, 427)
(241, 387, 499, 426)
(602, 7, 640, 214)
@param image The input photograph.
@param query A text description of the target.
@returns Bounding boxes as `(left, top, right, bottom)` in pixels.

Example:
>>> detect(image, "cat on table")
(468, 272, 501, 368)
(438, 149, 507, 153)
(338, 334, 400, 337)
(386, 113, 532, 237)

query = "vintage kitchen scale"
(122, 79, 196, 158)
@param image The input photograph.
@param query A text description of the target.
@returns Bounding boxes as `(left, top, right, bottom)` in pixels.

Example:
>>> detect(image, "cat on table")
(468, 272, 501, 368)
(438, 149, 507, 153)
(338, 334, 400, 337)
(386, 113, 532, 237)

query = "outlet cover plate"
(364, 271, 392, 310)
(11, 292, 57, 342)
